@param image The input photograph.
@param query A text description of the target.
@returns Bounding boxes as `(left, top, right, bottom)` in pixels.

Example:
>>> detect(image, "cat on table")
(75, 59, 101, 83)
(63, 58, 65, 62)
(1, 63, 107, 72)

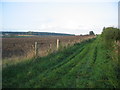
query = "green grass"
(2, 37, 119, 88)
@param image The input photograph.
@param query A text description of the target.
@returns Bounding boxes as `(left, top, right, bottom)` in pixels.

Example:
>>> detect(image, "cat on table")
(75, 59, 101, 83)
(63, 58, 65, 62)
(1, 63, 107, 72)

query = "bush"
(89, 31, 95, 35)
(101, 27, 120, 49)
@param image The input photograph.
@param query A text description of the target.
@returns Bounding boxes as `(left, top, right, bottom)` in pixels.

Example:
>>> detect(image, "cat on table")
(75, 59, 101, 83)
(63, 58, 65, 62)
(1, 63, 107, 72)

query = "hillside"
(3, 36, 119, 88)
(1, 31, 75, 38)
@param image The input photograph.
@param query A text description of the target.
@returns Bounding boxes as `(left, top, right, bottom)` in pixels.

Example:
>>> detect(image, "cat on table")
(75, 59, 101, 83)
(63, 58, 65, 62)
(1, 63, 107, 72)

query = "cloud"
(1, 1, 118, 35)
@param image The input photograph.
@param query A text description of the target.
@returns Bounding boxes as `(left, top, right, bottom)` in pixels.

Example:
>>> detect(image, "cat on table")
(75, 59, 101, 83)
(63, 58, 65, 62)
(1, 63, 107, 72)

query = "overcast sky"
(0, 0, 119, 35)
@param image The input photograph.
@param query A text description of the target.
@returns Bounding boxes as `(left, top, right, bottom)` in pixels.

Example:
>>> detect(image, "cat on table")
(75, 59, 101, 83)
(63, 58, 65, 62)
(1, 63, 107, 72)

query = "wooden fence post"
(49, 44, 52, 49)
(57, 39, 60, 50)
(35, 42, 38, 57)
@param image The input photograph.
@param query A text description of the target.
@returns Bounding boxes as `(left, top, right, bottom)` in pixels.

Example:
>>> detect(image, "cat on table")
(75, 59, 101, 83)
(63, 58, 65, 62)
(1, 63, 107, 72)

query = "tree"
(103, 27, 106, 31)
(89, 31, 95, 35)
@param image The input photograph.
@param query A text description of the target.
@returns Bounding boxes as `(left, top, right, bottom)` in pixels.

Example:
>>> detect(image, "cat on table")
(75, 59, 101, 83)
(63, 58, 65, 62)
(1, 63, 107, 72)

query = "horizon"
(0, 30, 93, 35)
(0, 0, 119, 35)
(1, 29, 100, 35)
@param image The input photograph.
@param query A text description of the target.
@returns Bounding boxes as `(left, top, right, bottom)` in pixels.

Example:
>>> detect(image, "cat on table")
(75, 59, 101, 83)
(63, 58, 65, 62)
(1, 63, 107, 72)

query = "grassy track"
(3, 36, 119, 88)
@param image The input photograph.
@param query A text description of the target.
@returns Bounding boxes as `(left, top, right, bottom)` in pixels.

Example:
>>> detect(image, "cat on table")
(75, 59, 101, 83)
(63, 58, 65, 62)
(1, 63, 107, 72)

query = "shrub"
(101, 27, 120, 49)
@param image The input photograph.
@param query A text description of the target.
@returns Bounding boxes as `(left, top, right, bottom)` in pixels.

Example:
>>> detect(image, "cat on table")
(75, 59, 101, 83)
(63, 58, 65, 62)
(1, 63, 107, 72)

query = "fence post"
(57, 39, 60, 50)
(50, 44, 52, 49)
(35, 42, 38, 57)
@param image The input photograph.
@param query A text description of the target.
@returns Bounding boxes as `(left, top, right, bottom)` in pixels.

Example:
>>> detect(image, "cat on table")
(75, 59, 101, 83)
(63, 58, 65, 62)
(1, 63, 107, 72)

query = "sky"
(0, 0, 119, 35)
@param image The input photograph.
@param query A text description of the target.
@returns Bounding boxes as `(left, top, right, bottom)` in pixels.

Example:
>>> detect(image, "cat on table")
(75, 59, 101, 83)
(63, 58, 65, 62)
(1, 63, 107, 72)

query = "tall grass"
(2, 37, 119, 88)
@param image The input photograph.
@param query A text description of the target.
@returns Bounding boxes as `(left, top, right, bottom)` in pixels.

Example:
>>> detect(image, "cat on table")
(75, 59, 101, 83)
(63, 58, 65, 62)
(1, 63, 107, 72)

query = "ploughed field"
(2, 35, 95, 59)
(3, 36, 119, 88)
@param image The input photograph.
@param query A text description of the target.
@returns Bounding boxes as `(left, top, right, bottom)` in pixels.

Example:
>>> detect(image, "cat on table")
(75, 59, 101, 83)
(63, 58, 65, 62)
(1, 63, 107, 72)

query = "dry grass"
(2, 35, 95, 60)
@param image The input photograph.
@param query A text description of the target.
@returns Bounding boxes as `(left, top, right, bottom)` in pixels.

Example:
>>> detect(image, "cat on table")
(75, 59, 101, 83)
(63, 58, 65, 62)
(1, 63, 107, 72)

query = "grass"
(2, 36, 119, 88)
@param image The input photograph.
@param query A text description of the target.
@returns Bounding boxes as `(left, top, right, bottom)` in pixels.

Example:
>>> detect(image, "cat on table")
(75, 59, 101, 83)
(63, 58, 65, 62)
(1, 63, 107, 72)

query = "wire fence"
(2, 36, 96, 59)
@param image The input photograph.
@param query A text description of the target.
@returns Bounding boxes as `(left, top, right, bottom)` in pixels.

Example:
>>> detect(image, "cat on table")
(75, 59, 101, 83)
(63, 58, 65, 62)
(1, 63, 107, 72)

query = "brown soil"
(2, 35, 95, 59)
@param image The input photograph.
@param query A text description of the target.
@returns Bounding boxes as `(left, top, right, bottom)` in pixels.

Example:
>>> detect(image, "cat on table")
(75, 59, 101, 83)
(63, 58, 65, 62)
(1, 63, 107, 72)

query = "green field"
(3, 36, 119, 88)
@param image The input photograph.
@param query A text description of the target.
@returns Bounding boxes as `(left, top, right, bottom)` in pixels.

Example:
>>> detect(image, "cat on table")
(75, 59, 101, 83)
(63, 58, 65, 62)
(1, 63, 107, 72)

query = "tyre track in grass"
(53, 38, 98, 88)
(75, 37, 116, 88)
(75, 39, 99, 88)
(89, 38, 116, 88)
(22, 47, 85, 88)
(89, 40, 118, 88)
(31, 40, 90, 72)
(31, 42, 94, 88)
(29, 47, 89, 88)
(53, 53, 92, 88)
(93, 47, 97, 63)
